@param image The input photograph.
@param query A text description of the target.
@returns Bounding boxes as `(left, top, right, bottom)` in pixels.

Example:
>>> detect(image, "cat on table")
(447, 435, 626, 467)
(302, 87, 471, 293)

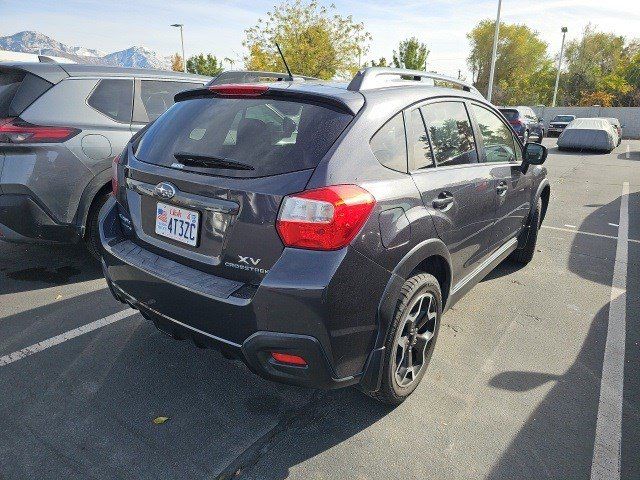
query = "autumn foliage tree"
(170, 53, 184, 72)
(243, 0, 371, 79)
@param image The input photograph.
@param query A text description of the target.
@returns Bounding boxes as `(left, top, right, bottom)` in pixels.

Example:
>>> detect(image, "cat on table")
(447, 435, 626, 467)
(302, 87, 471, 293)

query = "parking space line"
(590, 182, 629, 480)
(0, 308, 137, 367)
(541, 225, 640, 245)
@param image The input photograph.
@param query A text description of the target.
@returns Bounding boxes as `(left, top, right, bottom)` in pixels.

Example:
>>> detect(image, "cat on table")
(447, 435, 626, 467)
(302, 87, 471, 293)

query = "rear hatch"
(0, 65, 63, 193)
(120, 85, 356, 285)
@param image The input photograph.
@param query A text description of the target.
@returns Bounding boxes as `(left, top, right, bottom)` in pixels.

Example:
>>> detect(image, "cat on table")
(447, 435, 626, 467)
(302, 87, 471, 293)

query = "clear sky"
(1, 0, 638, 78)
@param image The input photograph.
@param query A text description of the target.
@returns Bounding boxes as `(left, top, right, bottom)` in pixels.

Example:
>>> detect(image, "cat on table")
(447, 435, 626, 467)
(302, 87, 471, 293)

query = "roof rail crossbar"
(347, 67, 481, 95)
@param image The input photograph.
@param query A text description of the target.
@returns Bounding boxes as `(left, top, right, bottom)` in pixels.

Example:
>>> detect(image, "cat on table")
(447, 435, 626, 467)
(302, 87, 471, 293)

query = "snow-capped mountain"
(0, 31, 171, 70)
(102, 46, 170, 70)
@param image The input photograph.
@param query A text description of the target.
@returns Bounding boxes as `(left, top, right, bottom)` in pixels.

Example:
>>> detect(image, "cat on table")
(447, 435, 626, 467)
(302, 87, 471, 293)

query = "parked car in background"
(0, 63, 208, 256)
(557, 118, 618, 153)
(101, 67, 550, 404)
(603, 117, 622, 145)
(498, 106, 544, 143)
(547, 114, 576, 136)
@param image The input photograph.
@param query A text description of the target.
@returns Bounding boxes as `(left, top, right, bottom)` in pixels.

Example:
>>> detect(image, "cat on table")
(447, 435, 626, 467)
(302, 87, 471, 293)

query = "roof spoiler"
(347, 67, 481, 96)
(208, 70, 317, 86)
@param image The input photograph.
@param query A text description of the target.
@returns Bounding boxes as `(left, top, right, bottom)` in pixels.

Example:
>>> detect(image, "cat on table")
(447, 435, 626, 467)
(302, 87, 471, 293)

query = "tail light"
(276, 185, 375, 250)
(111, 154, 121, 196)
(207, 84, 269, 96)
(0, 117, 80, 144)
(510, 119, 524, 127)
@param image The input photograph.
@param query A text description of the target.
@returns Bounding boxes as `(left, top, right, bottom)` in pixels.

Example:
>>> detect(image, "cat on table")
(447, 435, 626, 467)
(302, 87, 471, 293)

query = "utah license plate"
(155, 202, 199, 246)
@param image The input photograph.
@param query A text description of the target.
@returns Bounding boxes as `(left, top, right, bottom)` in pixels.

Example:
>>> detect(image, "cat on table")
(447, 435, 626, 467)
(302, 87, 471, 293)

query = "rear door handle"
(496, 182, 508, 196)
(432, 192, 454, 209)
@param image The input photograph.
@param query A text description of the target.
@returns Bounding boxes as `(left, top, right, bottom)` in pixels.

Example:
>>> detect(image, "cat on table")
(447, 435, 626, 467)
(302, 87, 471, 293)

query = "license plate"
(155, 202, 199, 246)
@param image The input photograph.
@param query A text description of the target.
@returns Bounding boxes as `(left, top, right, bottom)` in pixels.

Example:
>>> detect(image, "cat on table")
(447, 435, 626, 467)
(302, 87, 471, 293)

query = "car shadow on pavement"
(0, 241, 103, 295)
(486, 194, 640, 479)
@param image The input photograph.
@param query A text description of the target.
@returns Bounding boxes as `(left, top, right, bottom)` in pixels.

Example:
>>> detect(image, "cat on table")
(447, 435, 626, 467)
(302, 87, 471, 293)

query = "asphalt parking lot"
(1, 137, 638, 480)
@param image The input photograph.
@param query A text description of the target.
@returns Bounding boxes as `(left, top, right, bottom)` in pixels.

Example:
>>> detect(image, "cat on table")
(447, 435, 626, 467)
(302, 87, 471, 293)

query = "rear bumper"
(99, 198, 390, 389)
(0, 194, 79, 243)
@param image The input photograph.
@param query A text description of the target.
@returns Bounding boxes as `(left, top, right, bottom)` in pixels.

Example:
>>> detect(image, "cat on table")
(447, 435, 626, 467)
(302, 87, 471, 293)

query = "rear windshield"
(133, 96, 353, 178)
(0, 70, 52, 117)
(552, 115, 574, 122)
(499, 109, 519, 121)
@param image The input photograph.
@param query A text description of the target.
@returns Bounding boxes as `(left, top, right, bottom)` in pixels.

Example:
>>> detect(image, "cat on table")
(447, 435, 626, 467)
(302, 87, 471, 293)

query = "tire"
(510, 197, 542, 265)
(536, 129, 544, 143)
(84, 191, 111, 260)
(363, 273, 442, 405)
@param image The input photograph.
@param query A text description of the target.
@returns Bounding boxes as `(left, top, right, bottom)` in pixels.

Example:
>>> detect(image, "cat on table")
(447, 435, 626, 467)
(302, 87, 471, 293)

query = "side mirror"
(523, 142, 547, 165)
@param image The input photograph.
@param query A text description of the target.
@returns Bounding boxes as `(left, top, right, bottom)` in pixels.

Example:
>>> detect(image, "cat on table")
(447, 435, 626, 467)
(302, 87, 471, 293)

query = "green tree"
(562, 25, 627, 105)
(392, 37, 429, 70)
(186, 54, 223, 76)
(368, 57, 388, 67)
(467, 20, 553, 104)
(243, 0, 371, 79)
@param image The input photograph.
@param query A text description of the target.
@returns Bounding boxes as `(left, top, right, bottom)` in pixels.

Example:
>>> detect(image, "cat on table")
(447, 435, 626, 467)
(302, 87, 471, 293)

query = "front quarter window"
(471, 104, 517, 163)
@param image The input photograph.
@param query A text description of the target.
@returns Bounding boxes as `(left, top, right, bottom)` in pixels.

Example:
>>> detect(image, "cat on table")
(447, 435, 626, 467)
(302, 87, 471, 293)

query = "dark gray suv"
(0, 63, 207, 256)
(100, 68, 550, 404)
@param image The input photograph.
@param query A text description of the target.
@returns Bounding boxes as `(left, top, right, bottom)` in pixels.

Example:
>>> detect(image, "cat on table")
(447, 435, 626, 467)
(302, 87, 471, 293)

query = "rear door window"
(134, 96, 353, 178)
(87, 79, 133, 123)
(370, 112, 407, 172)
(420, 101, 477, 166)
(135, 80, 203, 123)
(407, 108, 434, 170)
(471, 104, 517, 163)
(0, 70, 52, 117)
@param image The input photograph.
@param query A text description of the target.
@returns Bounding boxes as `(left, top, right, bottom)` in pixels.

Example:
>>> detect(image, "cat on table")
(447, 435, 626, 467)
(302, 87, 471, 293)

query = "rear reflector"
(0, 117, 80, 144)
(276, 185, 375, 250)
(207, 84, 269, 96)
(270, 352, 308, 366)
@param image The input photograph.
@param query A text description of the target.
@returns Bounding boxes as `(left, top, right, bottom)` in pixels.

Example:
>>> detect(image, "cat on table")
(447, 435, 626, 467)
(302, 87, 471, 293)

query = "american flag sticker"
(157, 206, 167, 223)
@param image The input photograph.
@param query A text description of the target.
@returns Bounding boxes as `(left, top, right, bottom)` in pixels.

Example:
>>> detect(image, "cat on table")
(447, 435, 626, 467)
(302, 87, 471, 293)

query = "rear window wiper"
(173, 152, 255, 171)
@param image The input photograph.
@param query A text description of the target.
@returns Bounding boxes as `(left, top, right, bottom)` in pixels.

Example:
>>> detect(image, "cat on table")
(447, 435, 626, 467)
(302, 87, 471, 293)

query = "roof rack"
(347, 67, 481, 95)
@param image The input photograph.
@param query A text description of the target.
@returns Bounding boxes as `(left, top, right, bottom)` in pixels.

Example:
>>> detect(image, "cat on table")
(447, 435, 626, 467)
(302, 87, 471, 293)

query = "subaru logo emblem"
(154, 182, 176, 199)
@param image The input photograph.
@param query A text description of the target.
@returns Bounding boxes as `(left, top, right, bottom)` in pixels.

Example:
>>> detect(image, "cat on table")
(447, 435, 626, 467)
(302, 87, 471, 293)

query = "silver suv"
(0, 63, 207, 256)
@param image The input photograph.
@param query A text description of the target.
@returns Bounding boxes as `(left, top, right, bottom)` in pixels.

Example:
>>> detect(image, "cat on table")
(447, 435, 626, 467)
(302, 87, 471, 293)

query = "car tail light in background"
(111, 154, 121, 196)
(270, 352, 308, 366)
(207, 84, 269, 97)
(509, 119, 524, 127)
(276, 185, 376, 250)
(0, 117, 80, 144)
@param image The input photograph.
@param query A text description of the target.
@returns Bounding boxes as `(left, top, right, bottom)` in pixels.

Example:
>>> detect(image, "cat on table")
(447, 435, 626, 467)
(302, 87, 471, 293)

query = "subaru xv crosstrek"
(0, 62, 207, 256)
(100, 67, 550, 404)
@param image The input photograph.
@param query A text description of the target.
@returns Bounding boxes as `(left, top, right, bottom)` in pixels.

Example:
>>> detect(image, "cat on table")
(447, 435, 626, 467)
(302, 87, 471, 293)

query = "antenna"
(275, 43, 294, 81)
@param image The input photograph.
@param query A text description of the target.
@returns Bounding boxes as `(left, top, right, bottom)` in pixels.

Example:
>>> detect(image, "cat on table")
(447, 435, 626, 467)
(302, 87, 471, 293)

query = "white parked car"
(557, 118, 619, 153)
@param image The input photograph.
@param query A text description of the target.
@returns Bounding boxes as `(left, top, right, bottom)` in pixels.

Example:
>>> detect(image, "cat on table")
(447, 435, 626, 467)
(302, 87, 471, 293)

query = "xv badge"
(238, 255, 261, 266)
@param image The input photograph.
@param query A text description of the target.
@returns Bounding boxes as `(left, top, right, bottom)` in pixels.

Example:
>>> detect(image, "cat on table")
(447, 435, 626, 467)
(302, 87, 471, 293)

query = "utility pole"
(487, 0, 502, 102)
(552, 27, 568, 107)
(171, 24, 186, 73)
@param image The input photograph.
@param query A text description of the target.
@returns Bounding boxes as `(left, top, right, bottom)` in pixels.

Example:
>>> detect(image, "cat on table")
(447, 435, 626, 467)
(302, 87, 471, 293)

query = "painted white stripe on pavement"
(541, 225, 640, 245)
(590, 182, 629, 480)
(0, 308, 137, 367)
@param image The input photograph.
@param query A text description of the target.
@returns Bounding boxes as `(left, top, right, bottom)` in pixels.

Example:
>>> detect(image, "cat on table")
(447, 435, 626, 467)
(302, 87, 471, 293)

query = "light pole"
(552, 27, 568, 107)
(171, 24, 186, 73)
(487, 0, 502, 102)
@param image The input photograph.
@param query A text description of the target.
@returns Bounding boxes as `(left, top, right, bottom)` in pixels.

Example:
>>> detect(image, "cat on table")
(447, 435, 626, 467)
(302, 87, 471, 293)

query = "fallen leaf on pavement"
(153, 416, 169, 425)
